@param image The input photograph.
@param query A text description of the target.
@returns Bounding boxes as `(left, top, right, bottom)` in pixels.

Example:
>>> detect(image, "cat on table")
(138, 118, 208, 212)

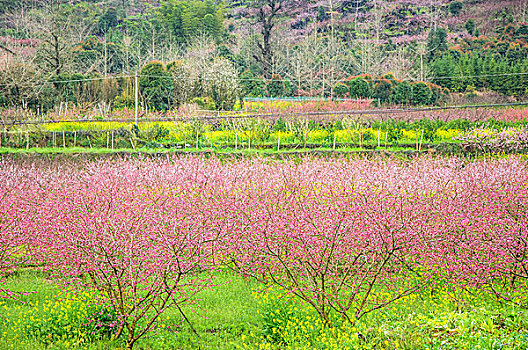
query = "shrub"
(139, 61, 174, 111)
(333, 83, 349, 98)
(373, 78, 394, 102)
(17, 291, 117, 345)
(411, 82, 433, 105)
(393, 81, 413, 104)
(267, 74, 286, 97)
(428, 83, 445, 104)
(347, 78, 372, 98)
(382, 72, 399, 85)
(191, 96, 216, 110)
(240, 70, 265, 97)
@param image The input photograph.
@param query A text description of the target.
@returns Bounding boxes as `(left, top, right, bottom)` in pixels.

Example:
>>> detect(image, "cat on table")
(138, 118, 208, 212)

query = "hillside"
(0, 0, 527, 112)
(1, 0, 525, 43)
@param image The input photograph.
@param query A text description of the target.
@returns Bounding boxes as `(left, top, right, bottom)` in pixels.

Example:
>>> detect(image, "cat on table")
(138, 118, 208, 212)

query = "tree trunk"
(126, 328, 136, 350)
(255, 0, 282, 79)
(53, 33, 61, 76)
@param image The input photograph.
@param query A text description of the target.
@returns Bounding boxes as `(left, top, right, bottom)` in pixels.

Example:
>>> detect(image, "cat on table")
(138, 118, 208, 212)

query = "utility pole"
(329, 0, 336, 98)
(134, 70, 139, 129)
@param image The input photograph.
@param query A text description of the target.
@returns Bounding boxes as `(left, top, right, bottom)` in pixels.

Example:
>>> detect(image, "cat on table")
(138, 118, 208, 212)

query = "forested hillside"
(1, 0, 527, 112)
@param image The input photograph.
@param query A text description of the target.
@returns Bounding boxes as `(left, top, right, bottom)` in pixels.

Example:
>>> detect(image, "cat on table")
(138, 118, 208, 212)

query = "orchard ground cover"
(2, 270, 528, 350)
(1, 156, 528, 349)
(2, 110, 528, 154)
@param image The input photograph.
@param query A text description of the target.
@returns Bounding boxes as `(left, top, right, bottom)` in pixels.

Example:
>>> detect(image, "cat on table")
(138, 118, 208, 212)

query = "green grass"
(0, 270, 261, 350)
(2, 271, 528, 350)
(0, 145, 443, 157)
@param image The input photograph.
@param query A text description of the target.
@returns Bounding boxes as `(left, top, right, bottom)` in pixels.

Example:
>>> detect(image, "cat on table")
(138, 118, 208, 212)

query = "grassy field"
(2, 270, 528, 350)
(0, 145, 448, 157)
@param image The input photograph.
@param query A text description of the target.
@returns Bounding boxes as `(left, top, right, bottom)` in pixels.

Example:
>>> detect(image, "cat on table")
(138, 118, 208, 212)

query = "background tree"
(247, 0, 288, 79)
(347, 76, 372, 98)
(448, 1, 463, 16)
(203, 57, 241, 110)
(97, 7, 118, 36)
(352, 22, 387, 77)
(167, 60, 196, 107)
(30, 0, 95, 76)
(0, 61, 39, 109)
(266, 73, 286, 97)
(465, 19, 476, 36)
(139, 61, 174, 111)
(426, 28, 448, 62)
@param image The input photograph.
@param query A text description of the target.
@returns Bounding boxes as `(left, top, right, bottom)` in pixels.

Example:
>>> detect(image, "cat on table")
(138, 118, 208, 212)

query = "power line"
(0, 74, 136, 88)
(1, 71, 528, 88)
(430, 72, 528, 81)
(138, 71, 528, 83)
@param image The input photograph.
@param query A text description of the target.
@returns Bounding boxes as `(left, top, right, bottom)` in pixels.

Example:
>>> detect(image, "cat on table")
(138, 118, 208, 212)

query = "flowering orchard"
(1, 156, 528, 348)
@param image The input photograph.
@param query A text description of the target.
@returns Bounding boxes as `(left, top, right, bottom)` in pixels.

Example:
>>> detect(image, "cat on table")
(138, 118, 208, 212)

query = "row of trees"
(0, 0, 227, 77)
(431, 52, 528, 96)
(0, 67, 448, 112)
(3, 156, 528, 349)
(427, 23, 528, 96)
(333, 73, 448, 105)
(138, 59, 240, 110)
(0, 58, 242, 111)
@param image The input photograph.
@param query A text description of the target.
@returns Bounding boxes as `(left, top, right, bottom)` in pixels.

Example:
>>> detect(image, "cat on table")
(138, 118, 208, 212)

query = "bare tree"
(0, 60, 38, 105)
(28, 0, 93, 76)
(282, 32, 324, 96)
(384, 48, 409, 80)
(513, 0, 528, 23)
(352, 23, 386, 77)
(0, 4, 41, 113)
(248, 0, 285, 79)
(322, 35, 354, 97)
